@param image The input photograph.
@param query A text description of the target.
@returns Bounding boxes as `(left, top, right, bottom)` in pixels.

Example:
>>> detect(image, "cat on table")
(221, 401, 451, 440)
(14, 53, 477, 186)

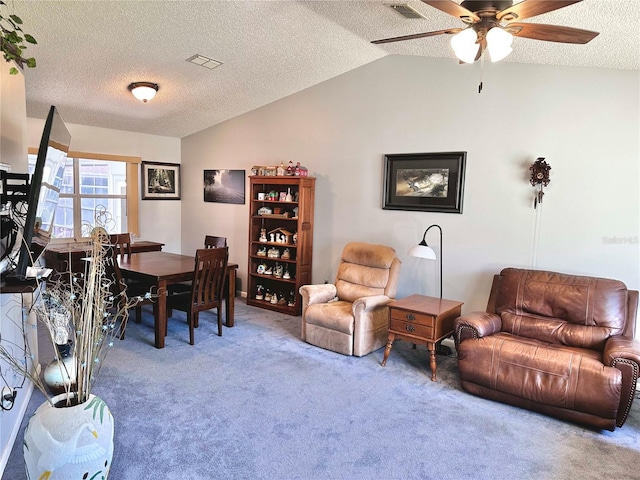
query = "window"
(28, 150, 140, 241)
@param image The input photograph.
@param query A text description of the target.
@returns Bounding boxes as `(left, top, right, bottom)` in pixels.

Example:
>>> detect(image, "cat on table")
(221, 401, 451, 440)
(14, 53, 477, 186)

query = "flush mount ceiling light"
(127, 82, 159, 103)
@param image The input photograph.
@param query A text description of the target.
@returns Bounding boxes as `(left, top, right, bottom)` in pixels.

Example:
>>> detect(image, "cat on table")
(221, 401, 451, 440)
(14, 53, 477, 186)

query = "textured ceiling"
(12, 0, 640, 139)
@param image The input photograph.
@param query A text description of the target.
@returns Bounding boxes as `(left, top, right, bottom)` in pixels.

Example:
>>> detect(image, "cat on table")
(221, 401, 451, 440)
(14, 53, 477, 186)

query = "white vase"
(23, 393, 114, 479)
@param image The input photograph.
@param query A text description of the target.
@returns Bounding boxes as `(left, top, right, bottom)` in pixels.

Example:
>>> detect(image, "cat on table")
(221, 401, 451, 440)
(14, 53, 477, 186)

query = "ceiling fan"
(372, 0, 599, 63)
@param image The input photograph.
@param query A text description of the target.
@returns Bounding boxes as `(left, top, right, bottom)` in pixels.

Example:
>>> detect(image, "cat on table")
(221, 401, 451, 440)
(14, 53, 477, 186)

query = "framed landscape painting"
(204, 169, 245, 204)
(141, 161, 181, 200)
(382, 152, 466, 213)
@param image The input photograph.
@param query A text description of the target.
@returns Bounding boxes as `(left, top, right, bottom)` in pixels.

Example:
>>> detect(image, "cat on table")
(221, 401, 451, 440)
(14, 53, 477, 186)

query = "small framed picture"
(204, 169, 245, 204)
(383, 152, 466, 213)
(141, 161, 181, 200)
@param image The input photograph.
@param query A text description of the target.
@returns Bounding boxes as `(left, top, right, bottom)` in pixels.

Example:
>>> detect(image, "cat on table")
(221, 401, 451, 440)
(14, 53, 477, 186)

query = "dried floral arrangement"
(0, 222, 151, 407)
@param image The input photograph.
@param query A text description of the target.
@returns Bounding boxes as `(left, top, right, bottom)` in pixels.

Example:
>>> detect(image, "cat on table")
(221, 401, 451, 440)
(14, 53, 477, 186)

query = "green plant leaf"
(24, 34, 36, 44)
(26, 57, 35, 68)
(9, 14, 22, 25)
(9, 66, 18, 75)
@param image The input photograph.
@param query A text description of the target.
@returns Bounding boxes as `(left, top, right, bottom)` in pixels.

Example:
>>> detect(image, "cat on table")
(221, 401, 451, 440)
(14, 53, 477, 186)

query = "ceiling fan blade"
(507, 23, 599, 44)
(422, 0, 480, 23)
(371, 28, 462, 45)
(497, 0, 583, 22)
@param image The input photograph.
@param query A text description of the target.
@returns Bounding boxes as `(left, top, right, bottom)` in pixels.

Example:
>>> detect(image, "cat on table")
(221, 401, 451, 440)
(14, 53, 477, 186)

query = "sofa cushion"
(458, 332, 622, 419)
(496, 268, 628, 350)
(304, 301, 354, 335)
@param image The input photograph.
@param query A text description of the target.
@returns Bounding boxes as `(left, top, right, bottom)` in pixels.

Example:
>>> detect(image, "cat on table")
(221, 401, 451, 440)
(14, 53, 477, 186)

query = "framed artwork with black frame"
(383, 152, 466, 213)
(141, 161, 181, 200)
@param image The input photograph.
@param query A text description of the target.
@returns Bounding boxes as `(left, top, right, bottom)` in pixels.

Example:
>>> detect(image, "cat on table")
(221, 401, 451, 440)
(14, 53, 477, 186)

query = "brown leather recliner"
(454, 268, 640, 431)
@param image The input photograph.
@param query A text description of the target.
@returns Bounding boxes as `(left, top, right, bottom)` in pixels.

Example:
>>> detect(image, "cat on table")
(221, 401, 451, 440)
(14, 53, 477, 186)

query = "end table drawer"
(390, 309, 434, 327)
(390, 319, 434, 338)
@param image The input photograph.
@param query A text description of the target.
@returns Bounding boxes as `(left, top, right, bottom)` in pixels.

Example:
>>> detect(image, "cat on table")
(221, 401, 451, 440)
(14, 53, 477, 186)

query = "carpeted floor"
(3, 301, 640, 479)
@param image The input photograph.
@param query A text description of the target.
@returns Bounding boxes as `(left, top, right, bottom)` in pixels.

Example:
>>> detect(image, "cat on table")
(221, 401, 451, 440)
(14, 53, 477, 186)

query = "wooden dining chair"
(103, 245, 154, 338)
(109, 233, 133, 257)
(166, 247, 229, 345)
(204, 235, 227, 248)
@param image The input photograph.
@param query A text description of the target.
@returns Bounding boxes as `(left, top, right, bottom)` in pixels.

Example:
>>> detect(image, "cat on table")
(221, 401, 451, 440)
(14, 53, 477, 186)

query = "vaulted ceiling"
(13, 1, 640, 138)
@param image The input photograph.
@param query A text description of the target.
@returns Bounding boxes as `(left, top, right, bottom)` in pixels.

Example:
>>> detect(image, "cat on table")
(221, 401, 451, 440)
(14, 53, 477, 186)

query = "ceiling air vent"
(387, 4, 426, 19)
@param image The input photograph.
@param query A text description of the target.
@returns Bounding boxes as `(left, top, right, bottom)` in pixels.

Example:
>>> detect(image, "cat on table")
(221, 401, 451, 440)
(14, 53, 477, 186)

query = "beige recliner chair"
(299, 242, 401, 356)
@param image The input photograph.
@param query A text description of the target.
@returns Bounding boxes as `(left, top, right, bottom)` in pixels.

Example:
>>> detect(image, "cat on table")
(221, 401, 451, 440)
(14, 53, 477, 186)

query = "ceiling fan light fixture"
(486, 27, 513, 62)
(451, 28, 479, 64)
(128, 82, 159, 103)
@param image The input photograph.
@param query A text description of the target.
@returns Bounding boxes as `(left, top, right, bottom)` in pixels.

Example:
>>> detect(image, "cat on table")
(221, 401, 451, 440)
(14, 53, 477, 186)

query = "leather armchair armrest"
(299, 284, 337, 306)
(352, 295, 391, 315)
(604, 336, 640, 366)
(603, 336, 640, 427)
(454, 312, 502, 344)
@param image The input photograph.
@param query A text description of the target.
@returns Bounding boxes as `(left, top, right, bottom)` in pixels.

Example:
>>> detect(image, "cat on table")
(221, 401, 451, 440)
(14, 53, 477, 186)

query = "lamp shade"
(486, 27, 513, 62)
(451, 28, 479, 64)
(408, 243, 436, 259)
(128, 82, 159, 102)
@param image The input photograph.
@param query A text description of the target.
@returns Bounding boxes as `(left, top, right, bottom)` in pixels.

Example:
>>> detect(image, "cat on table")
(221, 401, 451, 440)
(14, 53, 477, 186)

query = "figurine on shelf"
(278, 293, 287, 305)
(287, 161, 294, 176)
(270, 233, 275, 242)
(256, 246, 267, 256)
(259, 229, 268, 242)
(255, 284, 264, 300)
(294, 162, 300, 176)
(288, 291, 296, 307)
(257, 263, 267, 274)
(285, 188, 293, 202)
(267, 247, 280, 258)
(264, 265, 273, 275)
(281, 248, 290, 259)
(279, 191, 287, 202)
(294, 191, 299, 202)
(265, 289, 272, 303)
(293, 232, 298, 245)
(274, 263, 283, 278)
(283, 266, 290, 279)
(277, 162, 286, 176)
(270, 292, 278, 304)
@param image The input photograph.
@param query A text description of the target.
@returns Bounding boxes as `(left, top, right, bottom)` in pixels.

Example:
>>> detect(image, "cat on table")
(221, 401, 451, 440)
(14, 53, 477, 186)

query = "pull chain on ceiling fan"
(372, 0, 599, 64)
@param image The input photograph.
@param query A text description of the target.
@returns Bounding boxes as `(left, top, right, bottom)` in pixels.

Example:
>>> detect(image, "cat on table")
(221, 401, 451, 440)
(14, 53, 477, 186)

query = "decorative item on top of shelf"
(294, 162, 309, 177)
(141, 161, 181, 200)
(287, 161, 295, 176)
(203, 169, 245, 204)
(258, 206, 273, 216)
(267, 247, 280, 258)
(264, 166, 277, 176)
(268, 227, 293, 244)
(277, 162, 286, 176)
(529, 157, 551, 209)
(259, 229, 268, 242)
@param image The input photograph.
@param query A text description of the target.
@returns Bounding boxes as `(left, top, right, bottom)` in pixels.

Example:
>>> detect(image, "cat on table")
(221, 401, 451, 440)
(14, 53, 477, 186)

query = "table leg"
(381, 332, 395, 367)
(155, 280, 168, 349)
(428, 342, 437, 381)
(225, 267, 236, 327)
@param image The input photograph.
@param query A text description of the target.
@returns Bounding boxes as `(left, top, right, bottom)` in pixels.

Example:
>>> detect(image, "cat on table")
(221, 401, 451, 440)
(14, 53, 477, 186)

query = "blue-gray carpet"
(3, 301, 640, 479)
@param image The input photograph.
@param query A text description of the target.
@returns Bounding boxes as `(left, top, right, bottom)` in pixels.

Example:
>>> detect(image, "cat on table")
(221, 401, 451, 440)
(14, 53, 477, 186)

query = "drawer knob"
(405, 324, 416, 332)
(406, 313, 416, 321)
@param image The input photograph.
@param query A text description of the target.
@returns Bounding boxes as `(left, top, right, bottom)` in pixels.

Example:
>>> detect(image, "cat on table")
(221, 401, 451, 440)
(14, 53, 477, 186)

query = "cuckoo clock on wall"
(529, 157, 551, 209)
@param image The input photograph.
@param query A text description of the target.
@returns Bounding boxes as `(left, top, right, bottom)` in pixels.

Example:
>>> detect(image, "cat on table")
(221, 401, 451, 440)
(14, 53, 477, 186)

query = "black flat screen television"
(12, 105, 71, 279)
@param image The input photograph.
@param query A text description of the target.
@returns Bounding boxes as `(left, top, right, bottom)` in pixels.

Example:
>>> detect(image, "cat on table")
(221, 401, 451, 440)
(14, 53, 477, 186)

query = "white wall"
(26, 119, 182, 253)
(181, 55, 640, 317)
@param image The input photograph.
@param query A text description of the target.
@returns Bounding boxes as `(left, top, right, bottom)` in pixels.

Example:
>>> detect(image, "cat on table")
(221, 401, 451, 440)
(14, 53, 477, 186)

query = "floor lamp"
(408, 224, 450, 355)
(408, 224, 442, 299)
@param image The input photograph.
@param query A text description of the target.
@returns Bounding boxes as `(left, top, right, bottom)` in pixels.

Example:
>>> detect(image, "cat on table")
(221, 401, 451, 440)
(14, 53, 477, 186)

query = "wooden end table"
(382, 294, 463, 381)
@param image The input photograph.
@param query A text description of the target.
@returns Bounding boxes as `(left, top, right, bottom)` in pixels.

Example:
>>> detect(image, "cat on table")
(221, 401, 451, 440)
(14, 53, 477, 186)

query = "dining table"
(116, 251, 238, 349)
